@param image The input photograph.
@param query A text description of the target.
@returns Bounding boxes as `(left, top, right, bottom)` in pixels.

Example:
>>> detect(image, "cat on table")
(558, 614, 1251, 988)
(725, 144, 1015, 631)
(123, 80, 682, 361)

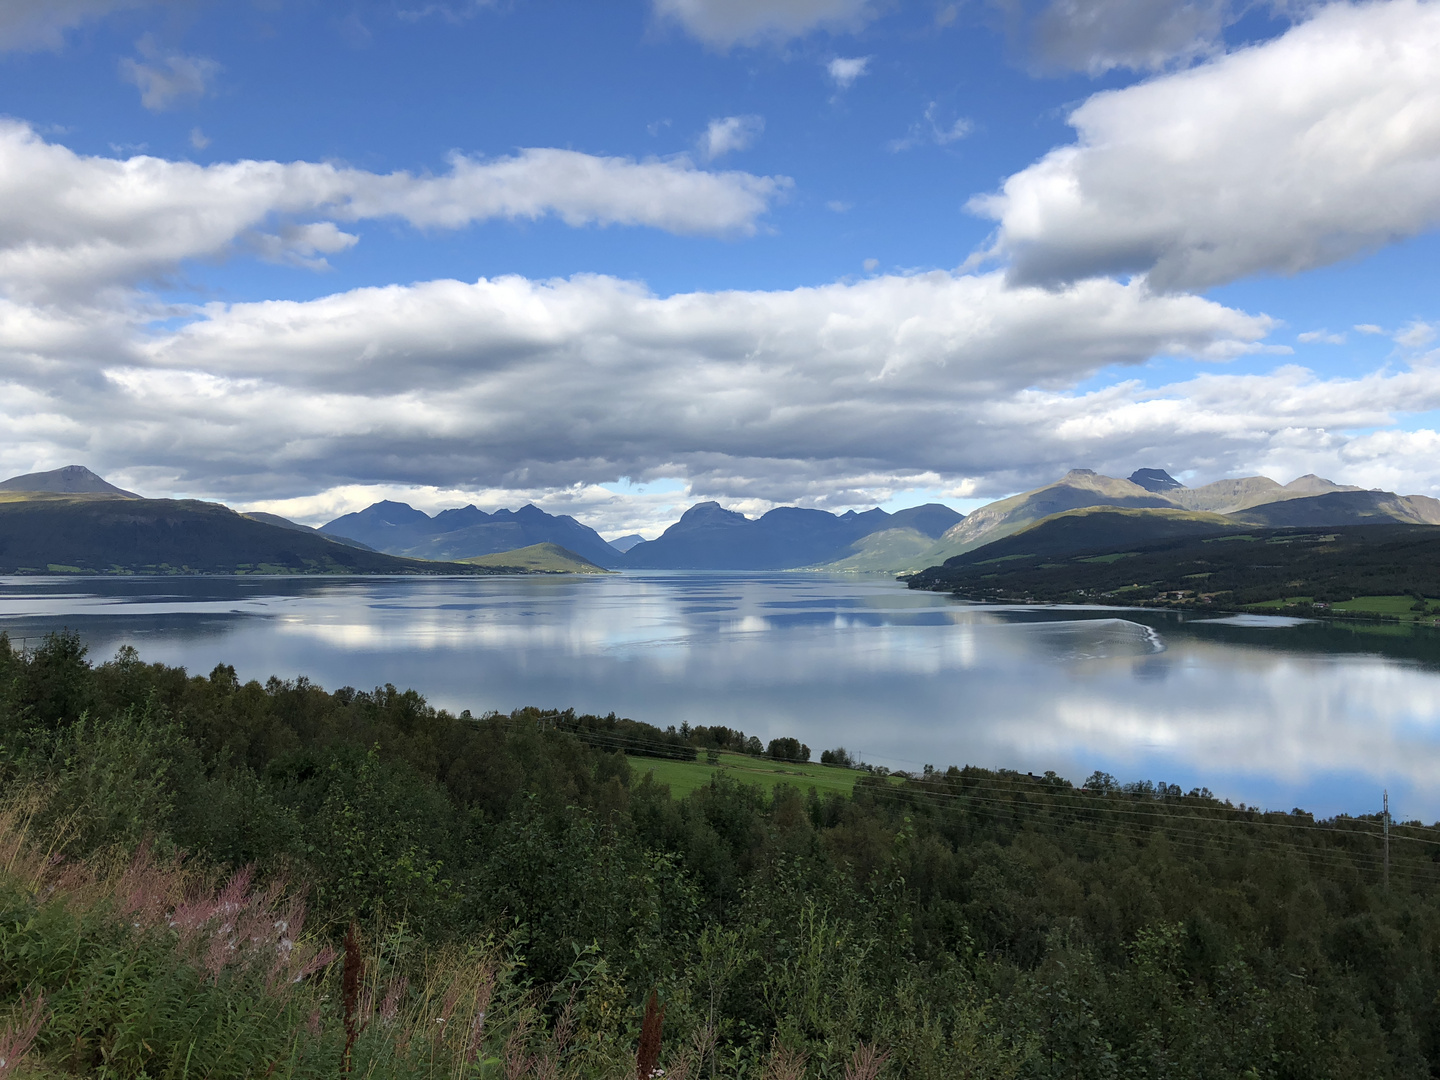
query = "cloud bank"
(976, 0, 1440, 291)
(3, 266, 1280, 512)
(0, 123, 792, 302)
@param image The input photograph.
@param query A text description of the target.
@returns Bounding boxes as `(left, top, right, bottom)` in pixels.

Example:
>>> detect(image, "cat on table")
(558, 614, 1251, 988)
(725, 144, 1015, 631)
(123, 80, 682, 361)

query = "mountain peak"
(1128, 468, 1185, 493)
(0, 464, 139, 498)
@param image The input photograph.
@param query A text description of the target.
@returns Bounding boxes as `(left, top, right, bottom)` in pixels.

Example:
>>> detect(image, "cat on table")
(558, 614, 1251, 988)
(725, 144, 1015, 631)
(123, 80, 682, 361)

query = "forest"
(2, 630, 1439, 1078)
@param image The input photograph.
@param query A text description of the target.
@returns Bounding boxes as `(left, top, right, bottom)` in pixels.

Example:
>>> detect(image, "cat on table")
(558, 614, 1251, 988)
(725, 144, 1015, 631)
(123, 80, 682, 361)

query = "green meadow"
(625, 749, 874, 798)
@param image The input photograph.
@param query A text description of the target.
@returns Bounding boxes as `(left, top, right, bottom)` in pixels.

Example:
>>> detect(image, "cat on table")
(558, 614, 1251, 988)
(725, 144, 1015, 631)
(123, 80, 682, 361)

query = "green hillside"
(909, 516, 1440, 615)
(816, 526, 938, 571)
(625, 749, 876, 797)
(940, 506, 1241, 565)
(0, 494, 511, 575)
(460, 541, 611, 573)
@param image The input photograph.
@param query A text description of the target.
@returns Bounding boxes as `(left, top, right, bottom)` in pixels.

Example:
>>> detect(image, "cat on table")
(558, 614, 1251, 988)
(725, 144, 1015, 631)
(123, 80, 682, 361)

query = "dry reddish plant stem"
(341, 923, 365, 1076)
(0, 993, 46, 1078)
(844, 1042, 889, 1080)
(762, 1036, 807, 1080)
(636, 990, 665, 1080)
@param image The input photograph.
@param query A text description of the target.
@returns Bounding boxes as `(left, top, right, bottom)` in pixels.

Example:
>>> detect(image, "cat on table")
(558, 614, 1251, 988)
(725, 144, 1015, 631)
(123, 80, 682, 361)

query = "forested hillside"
(2, 633, 1438, 1078)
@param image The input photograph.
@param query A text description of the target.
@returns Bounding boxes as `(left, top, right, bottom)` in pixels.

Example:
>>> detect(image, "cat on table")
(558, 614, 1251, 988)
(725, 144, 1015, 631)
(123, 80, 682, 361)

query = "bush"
(766, 737, 810, 763)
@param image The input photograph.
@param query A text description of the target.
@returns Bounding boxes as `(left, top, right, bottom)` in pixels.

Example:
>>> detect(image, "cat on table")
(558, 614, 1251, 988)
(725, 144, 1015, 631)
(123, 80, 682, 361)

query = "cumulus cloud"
(700, 115, 764, 160)
(119, 38, 220, 111)
(1028, 0, 1229, 74)
(0, 267, 1275, 513)
(653, 0, 875, 47)
(827, 56, 870, 87)
(0, 122, 792, 302)
(0, 0, 150, 51)
(973, 0, 1440, 292)
(1297, 330, 1346, 345)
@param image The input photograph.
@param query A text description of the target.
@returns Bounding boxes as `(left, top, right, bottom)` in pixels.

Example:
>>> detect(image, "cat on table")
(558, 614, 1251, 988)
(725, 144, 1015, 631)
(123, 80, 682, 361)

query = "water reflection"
(2, 573, 1439, 821)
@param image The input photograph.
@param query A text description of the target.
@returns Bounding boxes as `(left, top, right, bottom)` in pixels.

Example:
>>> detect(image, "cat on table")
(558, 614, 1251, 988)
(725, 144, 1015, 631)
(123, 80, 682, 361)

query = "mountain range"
(319, 501, 622, 567)
(9, 463, 1440, 578)
(0, 467, 503, 575)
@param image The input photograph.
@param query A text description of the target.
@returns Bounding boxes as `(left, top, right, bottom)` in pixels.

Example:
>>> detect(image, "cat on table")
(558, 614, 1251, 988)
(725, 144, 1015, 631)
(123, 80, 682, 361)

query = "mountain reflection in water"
(3, 572, 1439, 821)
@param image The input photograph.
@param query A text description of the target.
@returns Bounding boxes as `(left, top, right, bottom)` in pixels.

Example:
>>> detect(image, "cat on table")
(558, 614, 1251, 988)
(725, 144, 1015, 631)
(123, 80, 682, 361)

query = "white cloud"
(1396, 320, 1436, 349)
(1297, 329, 1345, 344)
(973, 0, 1440, 292)
(0, 268, 1275, 516)
(653, 0, 874, 47)
(700, 115, 764, 160)
(0, 122, 792, 302)
(0, 0, 150, 51)
(1029, 0, 1229, 74)
(890, 102, 972, 151)
(827, 55, 870, 87)
(1356, 324, 1386, 335)
(189, 127, 210, 151)
(119, 38, 220, 111)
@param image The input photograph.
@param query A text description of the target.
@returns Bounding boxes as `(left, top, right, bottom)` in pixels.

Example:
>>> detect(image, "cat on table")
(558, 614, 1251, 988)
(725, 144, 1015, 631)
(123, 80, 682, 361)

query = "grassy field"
(625, 751, 874, 798)
(1249, 594, 1440, 621)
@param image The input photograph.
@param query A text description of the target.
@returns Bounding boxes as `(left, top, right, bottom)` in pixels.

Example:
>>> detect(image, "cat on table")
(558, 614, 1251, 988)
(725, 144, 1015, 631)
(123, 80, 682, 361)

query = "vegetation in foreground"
(3, 631, 1440, 1077)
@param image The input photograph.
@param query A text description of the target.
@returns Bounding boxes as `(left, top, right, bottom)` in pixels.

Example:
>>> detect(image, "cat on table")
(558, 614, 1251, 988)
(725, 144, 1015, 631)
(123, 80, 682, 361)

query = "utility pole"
(1383, 789, 1390, 892)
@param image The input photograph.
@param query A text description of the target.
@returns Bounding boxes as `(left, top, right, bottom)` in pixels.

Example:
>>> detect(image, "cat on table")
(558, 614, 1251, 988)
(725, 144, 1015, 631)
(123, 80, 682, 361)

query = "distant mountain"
(460, 542, 611, 574)
(821, 528, 941, 572)
(620, 502, 963, 570)
(321, 501, 621, 567)
(0, 465, 138, 498)
(935, 507, 1240, 567)
(608, 533, 646, 553)
(1128, 468, 1185, 494)
(911, 470, 1176, 570)
(1230, 490, 1440, 528)
(0, 495, 509, 575)
(1168, 473, 1363, 513)
(895, 467, 1440, 576)
(242, 511, 377, 551)
(909, 518, 1440, 611)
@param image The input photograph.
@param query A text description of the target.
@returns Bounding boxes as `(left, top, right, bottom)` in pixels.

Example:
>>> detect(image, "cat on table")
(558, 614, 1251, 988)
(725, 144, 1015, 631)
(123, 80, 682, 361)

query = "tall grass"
(0, 793, 836, 1079)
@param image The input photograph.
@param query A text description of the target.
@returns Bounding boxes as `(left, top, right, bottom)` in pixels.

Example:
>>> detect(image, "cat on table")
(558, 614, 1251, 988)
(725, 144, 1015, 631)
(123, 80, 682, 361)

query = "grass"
(1332, 595, 1438, 619)
(1077, 552, 1140, 564)
(1245, 594, 1440, 623)
(625, 751, 878, 798)
(460, 542, 610, 574)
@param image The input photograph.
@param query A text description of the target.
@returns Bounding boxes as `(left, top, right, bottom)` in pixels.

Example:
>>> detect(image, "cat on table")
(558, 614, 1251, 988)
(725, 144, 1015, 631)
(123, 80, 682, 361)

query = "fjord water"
(4, 572, 1440, 821)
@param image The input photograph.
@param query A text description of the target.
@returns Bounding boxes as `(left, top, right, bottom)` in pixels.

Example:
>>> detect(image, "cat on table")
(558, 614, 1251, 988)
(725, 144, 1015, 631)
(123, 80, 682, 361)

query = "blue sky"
(2, 0, 1439, 536)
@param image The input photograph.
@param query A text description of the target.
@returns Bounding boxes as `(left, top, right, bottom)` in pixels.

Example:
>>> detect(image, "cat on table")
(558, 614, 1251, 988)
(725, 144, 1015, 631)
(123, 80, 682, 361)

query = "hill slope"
(0, 465, 139, 498)
(938, 507, 1241, 566)
(241, 510, 377, 551)
(911, 470, 1177, 569)
(1230, 490, 1440, 527)
(908, 515, 1440, 610)
(321, 501, 621, 567)
(0, 496, 510, 575)
(460, 542, 611, 573)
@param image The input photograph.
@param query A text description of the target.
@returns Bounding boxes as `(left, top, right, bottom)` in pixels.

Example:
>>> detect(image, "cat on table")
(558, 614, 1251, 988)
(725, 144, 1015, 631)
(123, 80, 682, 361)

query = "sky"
(2, 0, 1440, 538)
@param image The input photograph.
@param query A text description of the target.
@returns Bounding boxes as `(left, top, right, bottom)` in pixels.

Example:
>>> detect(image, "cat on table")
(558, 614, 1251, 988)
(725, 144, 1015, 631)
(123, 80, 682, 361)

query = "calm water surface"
(4, 572, 1440, 821)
